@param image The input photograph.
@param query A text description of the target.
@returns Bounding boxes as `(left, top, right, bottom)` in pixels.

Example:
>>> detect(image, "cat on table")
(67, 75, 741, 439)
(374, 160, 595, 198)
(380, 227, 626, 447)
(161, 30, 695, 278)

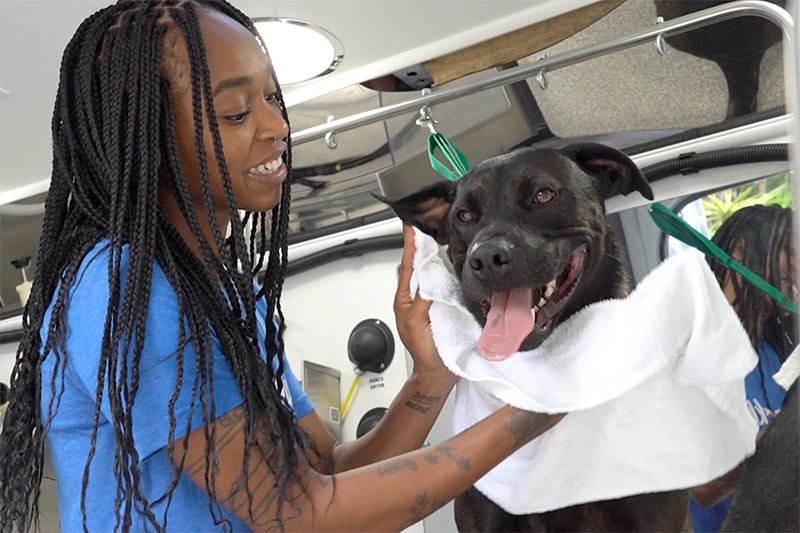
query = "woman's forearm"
(298, 406, 562, 532)
(330, 371, 457, 472)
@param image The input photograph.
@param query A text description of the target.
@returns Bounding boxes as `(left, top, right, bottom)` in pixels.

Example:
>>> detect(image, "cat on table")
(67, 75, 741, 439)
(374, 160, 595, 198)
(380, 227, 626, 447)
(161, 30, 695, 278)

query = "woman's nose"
(255, 102, 289, 142)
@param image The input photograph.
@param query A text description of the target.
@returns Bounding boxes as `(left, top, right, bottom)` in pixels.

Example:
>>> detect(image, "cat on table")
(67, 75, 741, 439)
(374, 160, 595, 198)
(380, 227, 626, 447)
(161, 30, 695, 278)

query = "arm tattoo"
(425, 444, 469, 471)
(399, 492, 446, 529)
(405, 391, 442, 414)
(183, 408, 246, 477)
(503, 410, 553, 448)
(377, 456, 418, 476)
(217, 407, 245, 427)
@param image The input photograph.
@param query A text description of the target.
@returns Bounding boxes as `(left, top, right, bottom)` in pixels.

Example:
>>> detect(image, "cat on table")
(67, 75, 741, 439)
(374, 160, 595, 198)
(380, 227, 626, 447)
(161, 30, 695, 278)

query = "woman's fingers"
(394, 224, 416, 313)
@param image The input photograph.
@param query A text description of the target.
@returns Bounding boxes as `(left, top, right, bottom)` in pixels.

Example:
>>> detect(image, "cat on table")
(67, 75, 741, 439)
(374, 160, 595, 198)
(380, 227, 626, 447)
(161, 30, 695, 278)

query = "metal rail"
(291, 0, 794, 146)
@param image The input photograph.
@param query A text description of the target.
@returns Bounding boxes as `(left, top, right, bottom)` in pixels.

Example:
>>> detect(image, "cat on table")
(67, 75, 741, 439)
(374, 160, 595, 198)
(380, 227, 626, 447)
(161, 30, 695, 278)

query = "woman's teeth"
(248, 157, 282, 175)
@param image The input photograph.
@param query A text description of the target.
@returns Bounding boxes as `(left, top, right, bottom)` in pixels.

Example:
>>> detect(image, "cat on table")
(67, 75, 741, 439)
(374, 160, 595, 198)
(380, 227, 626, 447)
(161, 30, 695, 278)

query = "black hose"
(641, 143, 789, 182)
(292, 143, 392, 180)
(624, 106, 786, 156)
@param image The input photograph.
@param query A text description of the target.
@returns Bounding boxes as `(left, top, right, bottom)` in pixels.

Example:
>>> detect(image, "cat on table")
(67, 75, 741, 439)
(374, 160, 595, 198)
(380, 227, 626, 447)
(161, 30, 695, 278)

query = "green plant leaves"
(702, 172, 793, 236)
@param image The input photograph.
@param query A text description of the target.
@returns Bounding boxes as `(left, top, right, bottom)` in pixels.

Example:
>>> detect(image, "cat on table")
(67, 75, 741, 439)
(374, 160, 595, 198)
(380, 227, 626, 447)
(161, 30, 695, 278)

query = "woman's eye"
(534, 188, 556, 204)
(457, 210, 474, 223)
(264, 92, 279, 104)
(226, 111, 250, 124)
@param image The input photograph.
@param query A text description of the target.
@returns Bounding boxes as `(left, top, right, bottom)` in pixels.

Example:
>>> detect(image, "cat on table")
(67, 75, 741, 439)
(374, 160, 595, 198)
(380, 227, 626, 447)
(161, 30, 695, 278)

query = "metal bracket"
(324, 115, 337, 149)
(415, 88, 438, 134)
(536, 53, 548, 90)
(392, 63, 433, 90)
(654, 16, 666, 56)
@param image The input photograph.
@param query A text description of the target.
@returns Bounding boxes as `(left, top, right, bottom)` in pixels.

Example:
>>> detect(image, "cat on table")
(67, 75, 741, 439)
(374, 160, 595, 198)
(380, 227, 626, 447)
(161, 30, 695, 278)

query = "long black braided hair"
(0, 1, 317, 531)
(707, 204, 797, 361)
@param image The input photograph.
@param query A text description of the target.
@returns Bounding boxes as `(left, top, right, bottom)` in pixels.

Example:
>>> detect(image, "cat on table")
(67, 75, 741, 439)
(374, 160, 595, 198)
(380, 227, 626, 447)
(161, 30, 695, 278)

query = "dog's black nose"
(468, 240, 513, 280)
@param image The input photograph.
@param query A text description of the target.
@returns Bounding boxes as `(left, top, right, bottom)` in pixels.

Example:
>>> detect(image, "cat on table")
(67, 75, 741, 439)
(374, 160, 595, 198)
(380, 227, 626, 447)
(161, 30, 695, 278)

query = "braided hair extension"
(707, 205, 796, 356)
(0, 1, 318, 531)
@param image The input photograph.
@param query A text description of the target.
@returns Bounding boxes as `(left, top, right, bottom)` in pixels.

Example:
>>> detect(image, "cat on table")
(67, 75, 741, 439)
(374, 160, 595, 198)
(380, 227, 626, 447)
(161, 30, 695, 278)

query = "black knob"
(10, 256, 31, 270)
(356, 407, 387, 438)
(347, 319, 394, 373)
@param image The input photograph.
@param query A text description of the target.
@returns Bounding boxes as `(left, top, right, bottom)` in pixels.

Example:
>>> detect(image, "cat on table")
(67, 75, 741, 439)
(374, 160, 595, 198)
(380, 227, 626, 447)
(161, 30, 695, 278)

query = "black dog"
(381, 143, 689, 531)
(721, 380, 799, 532)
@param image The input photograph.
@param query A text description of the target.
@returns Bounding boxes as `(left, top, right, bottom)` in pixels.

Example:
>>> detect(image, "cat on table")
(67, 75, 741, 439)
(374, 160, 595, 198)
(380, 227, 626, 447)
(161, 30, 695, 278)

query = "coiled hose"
(641, 143, 789, 182)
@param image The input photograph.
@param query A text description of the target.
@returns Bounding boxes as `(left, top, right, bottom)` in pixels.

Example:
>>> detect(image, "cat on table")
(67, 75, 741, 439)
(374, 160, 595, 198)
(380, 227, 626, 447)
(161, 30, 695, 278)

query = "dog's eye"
(534, 188, 556, 204)
(456, 210, 474, 223)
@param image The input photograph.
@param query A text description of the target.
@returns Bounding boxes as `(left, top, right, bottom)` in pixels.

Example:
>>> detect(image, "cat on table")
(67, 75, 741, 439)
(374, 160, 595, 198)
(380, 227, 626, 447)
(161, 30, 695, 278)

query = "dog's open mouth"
(477, 246, 587, 361)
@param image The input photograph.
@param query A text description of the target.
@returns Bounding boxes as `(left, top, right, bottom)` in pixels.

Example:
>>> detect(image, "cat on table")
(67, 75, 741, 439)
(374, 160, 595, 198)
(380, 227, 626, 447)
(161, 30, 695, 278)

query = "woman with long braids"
(0, 1, 562, 531)
(690, 204, 797, 533)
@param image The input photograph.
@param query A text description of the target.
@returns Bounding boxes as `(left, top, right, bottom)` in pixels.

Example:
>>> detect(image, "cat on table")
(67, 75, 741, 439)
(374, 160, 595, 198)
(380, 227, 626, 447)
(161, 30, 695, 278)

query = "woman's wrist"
(503, 407, 566, 449)
(408, 366, 458, 395)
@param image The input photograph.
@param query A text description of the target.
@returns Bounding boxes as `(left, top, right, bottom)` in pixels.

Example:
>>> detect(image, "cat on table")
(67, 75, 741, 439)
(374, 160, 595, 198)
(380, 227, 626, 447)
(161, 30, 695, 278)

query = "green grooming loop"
(428, 133, 469, 181)
(649, 202, 797, 314)
(417, 102, 470, 181)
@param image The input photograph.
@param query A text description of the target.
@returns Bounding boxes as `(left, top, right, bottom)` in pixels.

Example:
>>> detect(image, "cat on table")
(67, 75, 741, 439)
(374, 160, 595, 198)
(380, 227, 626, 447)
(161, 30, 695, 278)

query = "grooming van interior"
(1, 1, 798, 531)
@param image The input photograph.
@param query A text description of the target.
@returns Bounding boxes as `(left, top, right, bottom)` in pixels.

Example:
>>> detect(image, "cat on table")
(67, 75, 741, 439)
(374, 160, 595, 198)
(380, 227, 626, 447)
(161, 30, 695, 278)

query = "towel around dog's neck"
(410, 228, 759, 514)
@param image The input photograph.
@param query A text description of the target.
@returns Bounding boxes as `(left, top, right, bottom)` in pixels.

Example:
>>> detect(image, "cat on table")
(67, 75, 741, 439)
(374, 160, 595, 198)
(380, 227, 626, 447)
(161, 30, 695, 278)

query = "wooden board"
(425, 0, 625, 87)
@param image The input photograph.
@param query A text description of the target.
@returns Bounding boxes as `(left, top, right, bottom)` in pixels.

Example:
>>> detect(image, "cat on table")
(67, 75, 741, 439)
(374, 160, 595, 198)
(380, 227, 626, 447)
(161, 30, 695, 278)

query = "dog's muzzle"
(475, 245, 588, 361)
(467, 238, 515, 282)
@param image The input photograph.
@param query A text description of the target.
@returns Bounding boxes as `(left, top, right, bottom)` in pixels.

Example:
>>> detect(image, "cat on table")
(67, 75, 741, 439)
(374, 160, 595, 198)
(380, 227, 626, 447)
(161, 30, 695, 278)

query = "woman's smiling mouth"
(246, 153, 287, 185)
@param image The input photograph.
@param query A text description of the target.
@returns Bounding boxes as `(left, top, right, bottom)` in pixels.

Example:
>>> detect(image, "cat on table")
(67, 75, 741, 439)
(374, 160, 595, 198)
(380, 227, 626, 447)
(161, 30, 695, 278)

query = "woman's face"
(722, 238, 796, 310)
(166, 8, 289, 220)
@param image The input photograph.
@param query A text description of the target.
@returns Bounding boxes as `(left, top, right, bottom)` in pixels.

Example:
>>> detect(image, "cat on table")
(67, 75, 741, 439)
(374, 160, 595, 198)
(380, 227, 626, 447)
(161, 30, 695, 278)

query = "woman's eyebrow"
(212, 75, 253, 97)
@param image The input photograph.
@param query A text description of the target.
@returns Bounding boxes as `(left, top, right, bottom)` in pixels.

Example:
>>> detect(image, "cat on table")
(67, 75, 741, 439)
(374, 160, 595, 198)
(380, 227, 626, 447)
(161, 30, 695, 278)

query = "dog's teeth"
(531, 307, 537, 323)
(538, 297, 547, 307)
(546, 279, 557, 290)
(544, 285, 555, 298)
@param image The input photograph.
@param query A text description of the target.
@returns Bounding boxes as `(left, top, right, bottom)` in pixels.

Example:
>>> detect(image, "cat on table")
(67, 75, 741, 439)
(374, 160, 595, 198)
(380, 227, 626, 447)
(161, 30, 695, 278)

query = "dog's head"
(379, 143, 653, 360)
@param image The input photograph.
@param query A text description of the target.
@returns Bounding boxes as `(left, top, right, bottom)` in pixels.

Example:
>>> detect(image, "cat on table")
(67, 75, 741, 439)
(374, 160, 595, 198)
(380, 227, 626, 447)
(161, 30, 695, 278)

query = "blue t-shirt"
(40, 241, 314, 532)
(689, 341, 787, 532)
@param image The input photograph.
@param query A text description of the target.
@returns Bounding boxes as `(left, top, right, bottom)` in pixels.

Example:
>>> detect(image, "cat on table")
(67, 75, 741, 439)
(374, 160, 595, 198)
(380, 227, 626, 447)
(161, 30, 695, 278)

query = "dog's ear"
(373, 181, 457, 244)
(560, 143, 654, 201)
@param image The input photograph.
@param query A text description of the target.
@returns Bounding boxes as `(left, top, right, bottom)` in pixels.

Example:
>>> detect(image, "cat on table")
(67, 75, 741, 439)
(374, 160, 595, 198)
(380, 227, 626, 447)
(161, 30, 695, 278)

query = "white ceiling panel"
(0, 0, 595, 202)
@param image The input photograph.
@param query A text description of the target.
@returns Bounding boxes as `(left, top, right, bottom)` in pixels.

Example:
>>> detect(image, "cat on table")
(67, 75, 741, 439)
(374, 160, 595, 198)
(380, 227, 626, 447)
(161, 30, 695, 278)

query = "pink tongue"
(477, 288, 534, 361)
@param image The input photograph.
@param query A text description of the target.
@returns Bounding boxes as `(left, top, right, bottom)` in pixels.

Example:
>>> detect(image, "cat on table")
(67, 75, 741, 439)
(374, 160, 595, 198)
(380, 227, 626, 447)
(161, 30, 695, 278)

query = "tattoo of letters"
(405, 391, 441, 414)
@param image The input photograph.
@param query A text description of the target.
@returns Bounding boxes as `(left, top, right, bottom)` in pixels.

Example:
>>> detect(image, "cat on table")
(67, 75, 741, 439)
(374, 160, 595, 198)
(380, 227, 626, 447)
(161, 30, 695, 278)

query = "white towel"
(774, 344, 800, 391)
(411, 228, 759, 514)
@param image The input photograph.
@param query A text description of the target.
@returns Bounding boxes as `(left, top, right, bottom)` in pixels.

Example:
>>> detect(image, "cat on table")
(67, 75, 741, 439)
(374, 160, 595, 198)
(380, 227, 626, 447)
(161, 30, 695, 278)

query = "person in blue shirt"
(0, 2, 563, 531)
(690, 204, 796, 532)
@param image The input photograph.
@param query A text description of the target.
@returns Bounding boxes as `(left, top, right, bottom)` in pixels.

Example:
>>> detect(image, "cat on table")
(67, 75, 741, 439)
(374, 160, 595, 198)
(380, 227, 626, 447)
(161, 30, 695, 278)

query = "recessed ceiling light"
(253, 18, 343, 85)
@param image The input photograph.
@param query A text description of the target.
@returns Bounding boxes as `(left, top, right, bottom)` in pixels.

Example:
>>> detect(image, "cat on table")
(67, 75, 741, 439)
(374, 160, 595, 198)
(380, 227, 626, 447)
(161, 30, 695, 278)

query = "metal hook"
(654, 16, 666, 56)
(415, 88, 438, 134)
(535, 53, 548, 90)
(324, 115, 338, 149)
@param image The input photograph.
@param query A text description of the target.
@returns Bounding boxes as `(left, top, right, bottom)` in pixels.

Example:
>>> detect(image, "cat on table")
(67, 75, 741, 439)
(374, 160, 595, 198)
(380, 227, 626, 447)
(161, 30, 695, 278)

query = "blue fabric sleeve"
(744, 341, 787, 427)
(60, 243, 312, 462)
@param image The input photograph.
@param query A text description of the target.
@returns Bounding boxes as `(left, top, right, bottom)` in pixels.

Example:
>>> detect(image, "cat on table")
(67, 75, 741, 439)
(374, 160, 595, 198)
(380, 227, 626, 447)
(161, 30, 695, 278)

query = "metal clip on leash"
(648, 202, 798, 314)
(416, 90, 470, 181)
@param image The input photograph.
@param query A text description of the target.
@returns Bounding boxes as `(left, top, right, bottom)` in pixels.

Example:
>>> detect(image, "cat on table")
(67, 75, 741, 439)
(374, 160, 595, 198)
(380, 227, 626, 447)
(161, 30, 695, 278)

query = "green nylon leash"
(422, 126, 797, 314)
(649, 203, 797, 314)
